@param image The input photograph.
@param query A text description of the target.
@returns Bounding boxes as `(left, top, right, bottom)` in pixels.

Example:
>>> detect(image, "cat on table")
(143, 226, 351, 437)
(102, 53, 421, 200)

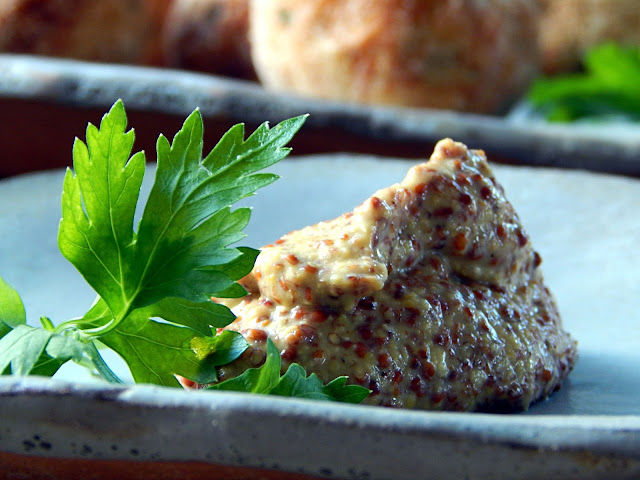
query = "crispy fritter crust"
(540, 0, 640, 73)
(163, 0, 255, 79)
(0, 0, 171, 65)
(249, 0, 541, 114)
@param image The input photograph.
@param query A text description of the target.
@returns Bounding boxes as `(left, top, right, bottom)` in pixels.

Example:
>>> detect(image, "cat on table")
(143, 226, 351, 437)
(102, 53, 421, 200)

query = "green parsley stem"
(53, 299, 133, 340)
(80, 301, 134, 339)
(85, 341, 125, 384)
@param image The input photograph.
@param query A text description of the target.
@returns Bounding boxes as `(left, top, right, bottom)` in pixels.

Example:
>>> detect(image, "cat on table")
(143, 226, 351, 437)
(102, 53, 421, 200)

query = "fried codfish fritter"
(249, 0, 541, 114)
(163, 0, 255, 79)
(539, 0, 640, 74)
(0, 0, 170, 65)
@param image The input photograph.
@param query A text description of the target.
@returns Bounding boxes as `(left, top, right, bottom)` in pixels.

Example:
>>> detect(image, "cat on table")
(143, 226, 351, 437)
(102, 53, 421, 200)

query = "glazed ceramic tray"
(1, 156, 639, 479)
(1, 54, 640, 178)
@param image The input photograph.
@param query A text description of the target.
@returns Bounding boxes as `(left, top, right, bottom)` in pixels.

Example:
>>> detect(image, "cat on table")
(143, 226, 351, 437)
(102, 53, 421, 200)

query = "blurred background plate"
(1, 54, 640, 178)
(1, 154, 639, 479)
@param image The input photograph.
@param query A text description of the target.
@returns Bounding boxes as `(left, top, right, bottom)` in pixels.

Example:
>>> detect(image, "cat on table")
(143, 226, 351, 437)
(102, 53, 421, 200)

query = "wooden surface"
(0, 452, 327, 480)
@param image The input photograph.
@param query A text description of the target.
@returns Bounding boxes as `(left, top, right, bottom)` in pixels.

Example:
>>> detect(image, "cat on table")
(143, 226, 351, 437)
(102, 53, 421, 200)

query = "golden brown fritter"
(249, 0, 542, 114)
(539, 0, 640, 73)
(163, 0, 255, 79)
(0, 0, 171, 65)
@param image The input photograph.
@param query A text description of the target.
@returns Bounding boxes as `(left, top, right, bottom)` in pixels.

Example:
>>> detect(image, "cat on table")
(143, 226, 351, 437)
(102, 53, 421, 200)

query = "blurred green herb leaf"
(207, 339, 371, 404)
(528, 43, 640, 122)
(0, 275, 26, 340)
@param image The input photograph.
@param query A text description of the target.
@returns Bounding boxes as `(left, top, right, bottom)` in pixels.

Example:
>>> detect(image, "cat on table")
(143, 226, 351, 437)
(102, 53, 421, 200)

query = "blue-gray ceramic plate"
(1, 156, 639, 479)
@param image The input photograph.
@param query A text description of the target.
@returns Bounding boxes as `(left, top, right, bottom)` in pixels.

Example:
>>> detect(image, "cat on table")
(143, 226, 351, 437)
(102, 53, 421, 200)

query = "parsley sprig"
(0, 101, 370, 404)
(208, 339, 370, 403)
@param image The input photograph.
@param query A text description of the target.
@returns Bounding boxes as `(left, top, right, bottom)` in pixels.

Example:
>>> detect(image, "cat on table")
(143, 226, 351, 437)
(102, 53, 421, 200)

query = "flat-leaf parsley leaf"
(0, 101, 301, 384)
(0, 101, 370, 404)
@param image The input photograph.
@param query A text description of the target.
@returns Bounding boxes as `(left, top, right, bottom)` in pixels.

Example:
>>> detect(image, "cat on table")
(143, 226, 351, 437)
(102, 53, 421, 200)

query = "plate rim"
(1, 53, 640, 177)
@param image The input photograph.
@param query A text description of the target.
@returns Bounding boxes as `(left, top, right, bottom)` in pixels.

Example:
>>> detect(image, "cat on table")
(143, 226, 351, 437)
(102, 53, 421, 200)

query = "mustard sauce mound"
(217, 139, 577, 412)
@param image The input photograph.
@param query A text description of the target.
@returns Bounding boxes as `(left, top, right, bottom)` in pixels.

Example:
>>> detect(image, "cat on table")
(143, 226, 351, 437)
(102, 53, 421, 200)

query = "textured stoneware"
(1, 54, 640, 177)
(1, 156, 639, 479)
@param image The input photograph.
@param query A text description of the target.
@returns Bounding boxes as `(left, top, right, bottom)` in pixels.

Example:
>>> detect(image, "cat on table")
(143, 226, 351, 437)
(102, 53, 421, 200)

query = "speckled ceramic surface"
(1, 377, 640, 480)
(1, 54, 640, 176)
(1, 156, 640, 479)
